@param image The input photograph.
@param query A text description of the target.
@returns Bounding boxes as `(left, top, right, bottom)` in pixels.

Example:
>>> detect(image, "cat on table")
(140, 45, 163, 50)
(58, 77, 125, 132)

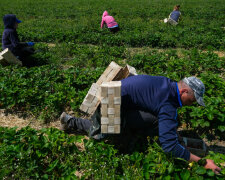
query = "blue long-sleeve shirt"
(170, 10, 181, 22)
(121, 75, 190, 161)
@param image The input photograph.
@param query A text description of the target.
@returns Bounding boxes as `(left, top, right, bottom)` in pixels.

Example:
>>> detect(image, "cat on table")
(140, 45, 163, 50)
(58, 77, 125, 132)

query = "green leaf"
(164, 175, 171, 180)
(144, 172, 150, 179)
(174, 173, 180, 180)
(42, 174, 48, 179)
(180, 170, 190, 180)
(206, 169, 214, 177)
(168, 163, 174, 174)
(195, 167, 206, 175)
(46, 159, 59, 172)
(207, 113, 214, 120)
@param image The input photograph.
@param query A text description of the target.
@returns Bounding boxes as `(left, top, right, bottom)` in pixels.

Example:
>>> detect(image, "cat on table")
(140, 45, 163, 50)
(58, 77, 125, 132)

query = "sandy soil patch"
(127, 47, 225, 58)
(0, 109, 60, 130)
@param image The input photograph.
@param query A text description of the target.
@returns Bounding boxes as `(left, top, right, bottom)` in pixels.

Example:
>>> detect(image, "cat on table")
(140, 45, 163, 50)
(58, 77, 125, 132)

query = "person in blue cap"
(2, 14, 35, 66)
(60, 75, 221, 174)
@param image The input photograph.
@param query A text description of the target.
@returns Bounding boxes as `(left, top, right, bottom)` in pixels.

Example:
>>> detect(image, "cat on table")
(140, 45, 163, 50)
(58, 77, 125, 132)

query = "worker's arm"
(158, 105, 190, 160)
(178, 12, 182, 22)
(158, 105, 221, 174)
(189, 153, 221, 174)
(101, 17, 105, 29)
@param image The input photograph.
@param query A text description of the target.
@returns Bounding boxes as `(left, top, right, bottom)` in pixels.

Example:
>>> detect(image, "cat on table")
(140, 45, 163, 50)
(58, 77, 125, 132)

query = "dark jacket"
(121, 75, 190, 161)
(2, 14, 27, 55)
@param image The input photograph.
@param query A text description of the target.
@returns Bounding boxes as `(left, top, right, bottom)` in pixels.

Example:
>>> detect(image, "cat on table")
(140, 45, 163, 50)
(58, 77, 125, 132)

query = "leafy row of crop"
(0, 48, 224, 136)
(0, 64, 104, 122)
(0, 43, 127, 121)
(0, 0, 224, 49)
(1, 126, 225, 179)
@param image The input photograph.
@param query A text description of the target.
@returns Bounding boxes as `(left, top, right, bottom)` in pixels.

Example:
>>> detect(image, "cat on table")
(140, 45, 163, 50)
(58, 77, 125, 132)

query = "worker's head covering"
(16, 18, 22, 23)
(102, 11, 109, 18)
(3, 14, 21, 29)
(183, 77, 205, 106)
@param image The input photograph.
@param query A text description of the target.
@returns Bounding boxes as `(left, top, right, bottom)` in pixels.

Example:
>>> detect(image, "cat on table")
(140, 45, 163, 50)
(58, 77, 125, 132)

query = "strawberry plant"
(1, 127, 225, 179)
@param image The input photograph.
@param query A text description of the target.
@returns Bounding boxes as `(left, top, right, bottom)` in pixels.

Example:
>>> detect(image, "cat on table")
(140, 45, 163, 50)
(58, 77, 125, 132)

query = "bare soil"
(127, 47, 225, 58)
(0, 109, 60, 130)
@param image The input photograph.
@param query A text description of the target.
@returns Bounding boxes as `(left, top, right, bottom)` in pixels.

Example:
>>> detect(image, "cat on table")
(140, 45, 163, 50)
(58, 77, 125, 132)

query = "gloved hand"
(27, 42, 35, 46)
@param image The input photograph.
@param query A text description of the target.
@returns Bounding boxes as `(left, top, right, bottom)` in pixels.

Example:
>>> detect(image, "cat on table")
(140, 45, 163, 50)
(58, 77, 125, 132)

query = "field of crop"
(0, 0, 225, 179)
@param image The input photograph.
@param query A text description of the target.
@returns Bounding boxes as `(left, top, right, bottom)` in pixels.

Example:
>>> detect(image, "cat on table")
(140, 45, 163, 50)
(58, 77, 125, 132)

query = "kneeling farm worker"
(60, 75, 221, 174)
(164, 5, 181, 25)
(2, 14, 35, 66)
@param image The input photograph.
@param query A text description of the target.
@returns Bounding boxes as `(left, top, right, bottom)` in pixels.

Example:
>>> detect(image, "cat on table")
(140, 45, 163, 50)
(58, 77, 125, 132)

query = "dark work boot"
(59, 112, 73, 131)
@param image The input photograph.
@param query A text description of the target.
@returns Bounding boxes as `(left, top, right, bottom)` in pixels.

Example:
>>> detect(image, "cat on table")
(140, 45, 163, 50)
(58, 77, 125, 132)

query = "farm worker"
(2, 14, 35, 66)
(164, 5, 181, 25)
(101, 11, 119, 33)
(60, 75, 221, 174)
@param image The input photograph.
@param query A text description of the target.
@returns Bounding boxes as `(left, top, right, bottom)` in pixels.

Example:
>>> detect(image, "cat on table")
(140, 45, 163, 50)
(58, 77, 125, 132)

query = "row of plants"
(0, 64, 104, 122)
(0, 47, 224, 137)
(1, 126, 225, 179)
(0, 0, 224, 178)
(0, 0, 224, 49)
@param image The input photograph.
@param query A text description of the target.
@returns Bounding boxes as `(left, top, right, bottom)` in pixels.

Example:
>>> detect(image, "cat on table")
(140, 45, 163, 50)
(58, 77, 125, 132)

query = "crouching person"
(60, 75, 221, 174)
(101, 11, 119, 33)
(164, 5, 181, 25)
(2, 14, 35, 66)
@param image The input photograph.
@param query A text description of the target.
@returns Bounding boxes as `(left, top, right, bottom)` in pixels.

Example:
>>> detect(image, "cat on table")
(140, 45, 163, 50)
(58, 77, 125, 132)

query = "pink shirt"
(101, 11, 118, 28)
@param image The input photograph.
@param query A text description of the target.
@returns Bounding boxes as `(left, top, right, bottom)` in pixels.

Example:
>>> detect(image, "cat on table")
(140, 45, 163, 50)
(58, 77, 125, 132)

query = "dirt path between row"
(127, 47, 225, 58)
(46, 42, 225, 58)
(0, 109, 60, 130)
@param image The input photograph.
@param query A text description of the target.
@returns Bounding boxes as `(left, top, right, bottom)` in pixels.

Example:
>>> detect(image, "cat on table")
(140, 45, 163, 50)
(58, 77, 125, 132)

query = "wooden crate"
(114, 64, 137, 80)
(79, 62, 137, 116)
(80, 83, 101, 115)
(100, 81, 121, 134)
(80, 62, 122, 115)
(96, 61, 123, 85)
(0, 48, 22, 66)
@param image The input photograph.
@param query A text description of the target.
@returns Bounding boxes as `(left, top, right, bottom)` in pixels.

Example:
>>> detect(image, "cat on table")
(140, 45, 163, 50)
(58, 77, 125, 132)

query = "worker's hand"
(205, 159, 221, 174)
(27, 42, 35, 46)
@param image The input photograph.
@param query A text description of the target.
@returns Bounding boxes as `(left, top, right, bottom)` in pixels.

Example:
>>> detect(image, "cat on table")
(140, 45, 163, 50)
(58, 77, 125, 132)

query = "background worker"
(60, 75, 221, 174)
(164, 5, 181, 25)
(169, 5, 181, 22)
(101, 10, 119, 33)
(2, 14, 35, 66)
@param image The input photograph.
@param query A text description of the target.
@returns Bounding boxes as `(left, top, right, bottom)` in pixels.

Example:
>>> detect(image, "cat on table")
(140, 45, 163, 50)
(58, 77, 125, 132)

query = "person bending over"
(60, 75, 221, 174)
(101, 11, 119, 33)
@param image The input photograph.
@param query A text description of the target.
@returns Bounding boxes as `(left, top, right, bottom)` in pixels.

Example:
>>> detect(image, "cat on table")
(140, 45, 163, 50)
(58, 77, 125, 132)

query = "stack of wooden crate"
(80, 61, 122, 115)
(79, 83, 101, 115)
(79, 61, 137, 134)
